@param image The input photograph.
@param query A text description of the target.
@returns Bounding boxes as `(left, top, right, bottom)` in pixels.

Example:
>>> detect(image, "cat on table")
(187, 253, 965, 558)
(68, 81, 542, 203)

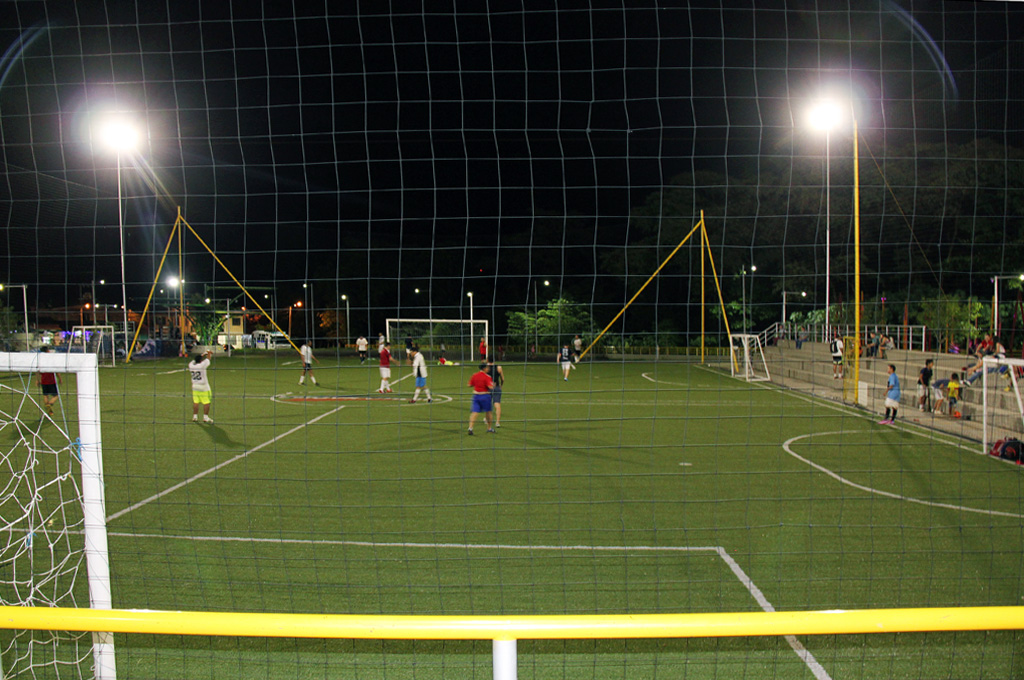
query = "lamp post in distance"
(993, 273, 1024, 336)
(781, 290, 806, 327)
(95, 114, 140, 359)
(340, 294, 350, 347)
(0, 284, 30, 350)
(533, 280, 549, 352)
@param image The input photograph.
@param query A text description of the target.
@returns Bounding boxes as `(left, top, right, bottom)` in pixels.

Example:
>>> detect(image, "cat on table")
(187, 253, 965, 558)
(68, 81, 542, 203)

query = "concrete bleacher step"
(762, 340, 1023, 438)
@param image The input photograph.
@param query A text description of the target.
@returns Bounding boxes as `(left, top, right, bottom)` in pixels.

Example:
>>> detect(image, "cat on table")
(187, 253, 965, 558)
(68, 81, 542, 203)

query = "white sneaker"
(192, 415, 198, 422)
(203, 416, 213, 423)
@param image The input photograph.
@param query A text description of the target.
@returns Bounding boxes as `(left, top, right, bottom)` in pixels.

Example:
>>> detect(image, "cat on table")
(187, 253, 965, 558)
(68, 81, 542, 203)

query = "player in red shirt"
(377, 342, 393, 393)
(37, 346, 61, 417)
(467, 362, 495, 435)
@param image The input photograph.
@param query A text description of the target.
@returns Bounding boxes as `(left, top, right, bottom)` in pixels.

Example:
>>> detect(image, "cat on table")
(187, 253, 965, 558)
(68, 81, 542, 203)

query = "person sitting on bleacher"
(963, 336, 1006, 385)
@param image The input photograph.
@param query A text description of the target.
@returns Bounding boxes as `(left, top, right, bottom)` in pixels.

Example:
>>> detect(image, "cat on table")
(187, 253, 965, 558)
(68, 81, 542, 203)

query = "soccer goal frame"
(70, 325, 117, 367)
(0, 352, 114, 679)
(981, 355, 1024, 455)
(729, 333, 771, 382)
(385, 318, 489, 362)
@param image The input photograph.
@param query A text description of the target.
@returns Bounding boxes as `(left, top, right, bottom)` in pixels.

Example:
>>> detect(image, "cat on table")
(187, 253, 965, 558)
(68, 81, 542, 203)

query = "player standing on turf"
(880, 364, 901, 425)
(408, 346, 432, 403)
(573, 334, 583, 363)
(830, 334, 844, 379)
(299, 341, 319, 385)
(377, 341, 393, 393)
(467, 361, 495, 435)
(37, 345, 61, 417)
(487, 356, 505, 428)
(558, 342, 573, 381)
(356, 335, 368, 363)
(189, 349, 214, 423)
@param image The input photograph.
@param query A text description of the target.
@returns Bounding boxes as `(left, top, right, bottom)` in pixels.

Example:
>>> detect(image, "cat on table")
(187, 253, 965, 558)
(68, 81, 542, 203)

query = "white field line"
(783, 431, 1024, 519)
(106, 405, 347, 522)
(104, 532, 830, 678)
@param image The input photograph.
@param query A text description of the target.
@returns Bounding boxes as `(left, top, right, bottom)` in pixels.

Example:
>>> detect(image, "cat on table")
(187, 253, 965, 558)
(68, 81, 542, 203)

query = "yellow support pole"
(580, 219, 703, 360)
(700, 219, 739, 372)
(701, 210, 705, 363)
(1, 605, 1023, 641)
(178, 212, 301, 355)
(125, 216, 181, 362)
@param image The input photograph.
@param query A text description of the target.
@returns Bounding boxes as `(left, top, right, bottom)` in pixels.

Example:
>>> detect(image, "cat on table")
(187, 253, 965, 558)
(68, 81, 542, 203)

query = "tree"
(506, 298, 596, 348)
(185, 299, 225, 346)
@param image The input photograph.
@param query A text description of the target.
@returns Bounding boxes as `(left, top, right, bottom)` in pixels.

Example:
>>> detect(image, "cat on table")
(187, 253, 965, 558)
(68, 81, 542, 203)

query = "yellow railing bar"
(1, 606, 1022, 640)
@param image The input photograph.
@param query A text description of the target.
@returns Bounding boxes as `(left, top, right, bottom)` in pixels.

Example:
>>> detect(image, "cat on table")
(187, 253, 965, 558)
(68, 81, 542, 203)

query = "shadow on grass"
(200, 424, 241, 448)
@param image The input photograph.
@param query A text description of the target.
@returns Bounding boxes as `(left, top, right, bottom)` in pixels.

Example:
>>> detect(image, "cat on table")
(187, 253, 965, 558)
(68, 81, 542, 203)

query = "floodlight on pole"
(808, 99, 842, 342)
(96, 114, 141, 360)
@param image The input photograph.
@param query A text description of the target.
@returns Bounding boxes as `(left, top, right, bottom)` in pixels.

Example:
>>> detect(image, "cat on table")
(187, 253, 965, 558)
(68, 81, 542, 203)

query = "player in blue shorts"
(467, 362, 495, 435)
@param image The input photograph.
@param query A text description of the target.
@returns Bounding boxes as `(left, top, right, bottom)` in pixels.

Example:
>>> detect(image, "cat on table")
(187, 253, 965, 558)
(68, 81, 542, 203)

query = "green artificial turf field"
(3, 351, 1023, 678)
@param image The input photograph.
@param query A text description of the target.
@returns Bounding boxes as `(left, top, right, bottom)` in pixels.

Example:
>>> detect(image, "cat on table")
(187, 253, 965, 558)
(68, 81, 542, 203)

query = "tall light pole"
(808, 100, 841, 342)
(341, 294, 350, 346)
(97, 116, 140, 358)
(740, 266, 748, 332)
(993, 273, 1024, 336)
(533, 279, 549, 351)
(0, 284, 30, 350)
(782, 290, 806, 327)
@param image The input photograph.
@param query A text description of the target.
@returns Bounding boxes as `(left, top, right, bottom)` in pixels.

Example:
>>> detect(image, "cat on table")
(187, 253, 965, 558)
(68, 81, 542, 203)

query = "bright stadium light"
(94, 113, 142, 360)
(807, 98, 845, 342)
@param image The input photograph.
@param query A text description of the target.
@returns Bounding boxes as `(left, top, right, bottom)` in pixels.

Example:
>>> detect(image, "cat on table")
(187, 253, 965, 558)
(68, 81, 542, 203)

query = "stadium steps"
(761, 341, 1023, 441)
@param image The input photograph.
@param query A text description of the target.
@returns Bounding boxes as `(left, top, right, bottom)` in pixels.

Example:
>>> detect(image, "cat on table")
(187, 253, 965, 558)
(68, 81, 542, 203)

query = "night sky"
(1, 1, 1022, 339)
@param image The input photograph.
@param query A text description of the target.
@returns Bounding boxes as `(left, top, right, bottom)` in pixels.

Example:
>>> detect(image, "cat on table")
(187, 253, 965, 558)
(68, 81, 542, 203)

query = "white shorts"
(379, 367, 391, 379)
(884, 397, 900, 410)
(561, 361, 572, 370)
(916, 385, 926, 398)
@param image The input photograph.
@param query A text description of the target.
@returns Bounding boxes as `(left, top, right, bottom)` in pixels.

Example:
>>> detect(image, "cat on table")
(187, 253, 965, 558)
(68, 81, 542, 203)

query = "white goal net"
(729, 333, 771, 383)
(0, 352, 114, 679)
(980, 355, 1024, 455)
(385, 318, 489, 363)
(70, 325, 117, 368)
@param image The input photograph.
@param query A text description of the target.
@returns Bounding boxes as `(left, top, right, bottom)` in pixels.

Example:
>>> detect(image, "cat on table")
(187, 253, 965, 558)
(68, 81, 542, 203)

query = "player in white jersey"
(356, 335, 368, 363)
(189, 349, 214, 423)
(408, 346, 432, 403)
(299, 341, 319, 385)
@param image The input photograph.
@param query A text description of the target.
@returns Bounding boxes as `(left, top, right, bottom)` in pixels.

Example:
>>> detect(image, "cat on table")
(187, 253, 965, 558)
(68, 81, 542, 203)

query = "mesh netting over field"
(1, 2, 1023, 678)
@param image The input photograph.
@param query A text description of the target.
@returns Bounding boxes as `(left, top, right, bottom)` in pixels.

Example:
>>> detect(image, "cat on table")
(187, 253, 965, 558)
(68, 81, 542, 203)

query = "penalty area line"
(106, 405, 347, 522)
(103, 533, 830, 679)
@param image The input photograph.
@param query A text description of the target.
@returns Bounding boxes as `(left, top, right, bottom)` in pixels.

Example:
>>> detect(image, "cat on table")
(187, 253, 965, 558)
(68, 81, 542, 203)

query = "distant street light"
(533, 280, 549, 351)
(341, 294, 350, 346)
(782, 290, 806, 326)
(0, 284, 30, 350)
(96, 114, 141, 358)
(993, 273, 1024, 336)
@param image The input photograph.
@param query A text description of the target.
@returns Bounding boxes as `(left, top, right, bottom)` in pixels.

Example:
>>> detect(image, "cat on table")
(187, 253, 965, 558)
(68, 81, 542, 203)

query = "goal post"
(0, 352, 115, 679)
(385, 318, 489, 363)
(980, 355, 1024, 455)
(728, 334, 771, 382)
(70, 325, 117, 368)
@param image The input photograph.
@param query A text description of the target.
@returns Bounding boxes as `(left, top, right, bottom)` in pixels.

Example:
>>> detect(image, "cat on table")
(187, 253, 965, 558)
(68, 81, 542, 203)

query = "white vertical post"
(72, 353, 116, 679)
(492, 639, 517, 680)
